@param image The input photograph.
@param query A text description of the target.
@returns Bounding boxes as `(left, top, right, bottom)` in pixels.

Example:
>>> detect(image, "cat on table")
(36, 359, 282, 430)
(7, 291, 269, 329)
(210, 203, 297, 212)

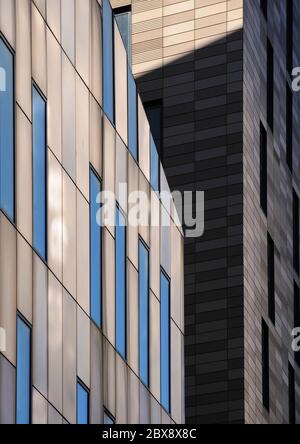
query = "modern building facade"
(0, 0, 184, 424)
(111, 0, 300, 424)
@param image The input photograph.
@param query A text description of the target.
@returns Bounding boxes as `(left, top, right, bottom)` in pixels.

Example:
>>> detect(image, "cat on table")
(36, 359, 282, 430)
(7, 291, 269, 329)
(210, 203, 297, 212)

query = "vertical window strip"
(293, 189, 299, 274)
(127, 68, 138, 160)
(288, 362, 296, 424)
(267, 39, 274, 131)
(116, 206, 127, 359)
(267, 234, 275, 324)
(103, 0, 115, 124)
(286, 83, 293, 171)
(160, 271, 171, 413)
(262, 319, 270, 411)
(260, 122, 268, 216)
(76, 380, 89, 424)
(139, 239, 149, 387)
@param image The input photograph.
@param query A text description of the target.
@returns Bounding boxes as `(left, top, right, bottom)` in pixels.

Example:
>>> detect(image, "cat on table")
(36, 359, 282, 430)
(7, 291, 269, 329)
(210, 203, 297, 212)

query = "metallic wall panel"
(75, 0, 90, 87)
(61, 0, 75, 63)
(90, 323, 103, 425)
(160, 206, 171, 276)
(103, 115, 116, 236)
(171, 223, 182, 330)
(115, 24, 128, 146)
(17, 233, 33, 324)
(0, 214, 17, 366)
(48, 271, 63, 413)
(103, 338, 116, 418)
(48, 404, 63, 424)
(91, 0, 102, 106)
(139, 170, 150, 245)
(150, 192, 160, 299)
(46, 0, 61, 41)
(116, 134, 128, 213)
(16, 105, 32, 243)
(32, 253, 48, 398)
(170, 320, 184, 424)
(0, 354, 15, 424)
(77, 305, 90, 388)
(32, 3, 47, 95)
(90, 95, 103, 178)
(127, 260, 139, 375)
(140, 383, 150, 424)
(127, 369, 139, 424)
(76, 74, 90, 200)
(32, 388, 47, 424)
(48, 150, 63, 281)
(150, 396, 161, 424)
(62, 171, 76, 299)
(116, 354, 128, 424)
(0, 0, 15, 48)
(138, 96, 150, 181)
(127, 154, 139, 269)
(62, 53, 76, 181)
(16, 0, 31, 120)
(62, 289, 76, 424)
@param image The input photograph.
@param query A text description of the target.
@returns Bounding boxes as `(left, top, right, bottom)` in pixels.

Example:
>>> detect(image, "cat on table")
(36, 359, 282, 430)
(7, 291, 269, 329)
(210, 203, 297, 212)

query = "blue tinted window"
(103, 0, 115, 124)
(90, 170, 102, 327)
(127, 69, 138, 160)
(150, 135, 159, 192)
(160, 272, 170, 412)
(0, 38, 14, 221)
(32, 86, 47, 260)
(114, 7, 131, 59)
(16, 317, 31, 424)
(77, 381, 89, 424)
(139, 240, 149, 386)
(116, 207, 126, 359)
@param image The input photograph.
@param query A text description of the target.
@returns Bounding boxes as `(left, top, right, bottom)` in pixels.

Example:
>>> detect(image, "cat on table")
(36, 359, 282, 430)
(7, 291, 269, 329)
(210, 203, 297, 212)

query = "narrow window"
(144, 100, 163, 158)
(113, 6, 131, 60)
(286, 0, 293, 76)
(127, 68, 138, 160)
(286, 84, 293, 171)
(160, 271, 170, 413)
(288, 362, 296, 424)
(0, 38, 14, 221)
(260, 122, 267, 216)
(77, 380, 89, 424)
(116, 206, 126, 359)
(103, 0, 115, 124)
(90, 169, 102, 327)
(294, 282, 300, 367)
(267, 39, 274, 131)
(150, 135, 159, 192)
(262, 319, 269, 411)
(139, 239, 149, 386)
(267, 234, 275, 324)
(16, 316, 31, 424)
(32, 86, 47, 261)
(293, 189, 299, 274)
(261, 0, 268, 20)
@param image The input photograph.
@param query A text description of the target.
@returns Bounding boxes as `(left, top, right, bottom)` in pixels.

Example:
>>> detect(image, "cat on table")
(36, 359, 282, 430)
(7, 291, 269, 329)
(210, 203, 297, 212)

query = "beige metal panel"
(32, 388, 48, 424)
(0, 214, 16, 365)
(90, 95, 102, 178)
(138, 96, 150, 181)
(76, 75, 90, 200)
(90, 0, 102, 105)
(150, 192, 160, 298)
(17, 234, 33, 324)
(76, 190, 90, 314)
(103, 227, 115, 346)
(16, 105, 32, 243)
(161, 205, 171, 276)
(62, 171, 76, 299)
(150, 290, 160, 401)
(77, 305, 90, 388)
(103, 115, 116, 236)
(62, 289, 76, 424)
(48, 404, 63, 424)
(127, 154, 139, 269)
(170, 321, 184, 424)
(48, 271, 63, 413)
(16, 0, 31, 120)
(171, 223, 181, 329)
(32, 252, 48, 398)
(161, 408, 173, 424)
(127, 369, 139, 424)
(139, 170, 150, 245)
(0, 354, 15, 424)
(48, 149, 63, 282)
(47, 29, 62, 162)
(75, 0, 90, 87)
(116, 354, 128, 424)
(32, 3, 47, 95)
(62, 53, 76, 181)
(150, 396, 161, 424)
(61, 0, 75, 63)
(127, 260, 139, 375)
(140, 383, 150, 424)
(46, 0, 61, 41)
(34, 0, 46, 17)
(0, 0, 15, 48)
(116, 134, 128, 213)
(103, 338, 116, 418)
(90, 323, 103, 425)
(115, 24, 128, 146)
